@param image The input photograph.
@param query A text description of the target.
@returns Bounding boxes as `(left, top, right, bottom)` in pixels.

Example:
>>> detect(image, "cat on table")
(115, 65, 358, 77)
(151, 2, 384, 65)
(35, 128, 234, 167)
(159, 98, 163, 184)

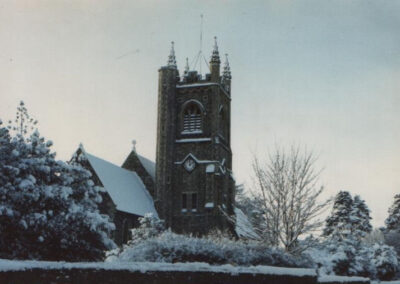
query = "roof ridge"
(86, 152, 137, 175)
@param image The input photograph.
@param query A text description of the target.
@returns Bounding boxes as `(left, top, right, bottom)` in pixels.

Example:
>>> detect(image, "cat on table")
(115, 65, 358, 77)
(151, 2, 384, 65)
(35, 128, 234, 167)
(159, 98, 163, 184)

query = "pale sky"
(0, 0, 399, 227)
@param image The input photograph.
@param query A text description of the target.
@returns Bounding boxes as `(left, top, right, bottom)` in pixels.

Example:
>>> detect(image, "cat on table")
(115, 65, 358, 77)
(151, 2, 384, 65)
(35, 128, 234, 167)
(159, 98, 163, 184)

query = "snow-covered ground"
(319, 275, 370, 283)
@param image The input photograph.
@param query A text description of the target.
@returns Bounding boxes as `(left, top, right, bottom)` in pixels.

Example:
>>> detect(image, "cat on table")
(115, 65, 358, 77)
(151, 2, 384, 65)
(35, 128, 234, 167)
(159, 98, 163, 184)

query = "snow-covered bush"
(306, 239, 398, 280)
(129, 213, 165, 245)
(384, 230, 400, 256)
(107, 203, 309, 268)
(106, 213, 164, 261)
(330, 240, 371, 277)
(0, 117, 116, 261)
(307, 239, 367, 277)
(109, 230, 312, 268)
(314, 191, 398, 280)
(370, 243, 398, 280)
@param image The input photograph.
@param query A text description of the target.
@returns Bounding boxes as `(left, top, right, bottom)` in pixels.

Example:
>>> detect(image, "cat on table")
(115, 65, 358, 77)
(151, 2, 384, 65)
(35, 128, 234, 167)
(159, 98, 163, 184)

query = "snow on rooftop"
(229, 171, 236, 182)
(85, 152, 157, 217)
(176, 82, 218, 88)
(137, 154, 155, 181)
(0, 259, 316, 277)
(235, 208, 259, 240)
(175, 138, 212, 143)
(205, 202, 214, 208)
(206, 164, 215, 173)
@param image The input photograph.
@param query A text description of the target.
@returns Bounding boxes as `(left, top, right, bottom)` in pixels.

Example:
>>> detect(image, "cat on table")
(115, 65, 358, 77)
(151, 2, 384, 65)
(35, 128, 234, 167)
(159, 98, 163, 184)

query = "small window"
(182, 103, 202, 134)
(182, 194, 187, 210)
(191, 193, 198, 212)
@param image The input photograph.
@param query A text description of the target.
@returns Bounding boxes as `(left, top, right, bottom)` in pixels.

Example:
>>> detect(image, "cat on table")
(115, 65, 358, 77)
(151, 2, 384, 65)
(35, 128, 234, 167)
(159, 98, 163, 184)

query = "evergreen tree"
(352, 195, 372, 239)
(316, 192, 396, 280)
(385, 194, 400, 231)
(7, 100, 38, 138)
(323, 191, 354, 240)
(0, 106, 116, 261)
(323, 191, 372, 241)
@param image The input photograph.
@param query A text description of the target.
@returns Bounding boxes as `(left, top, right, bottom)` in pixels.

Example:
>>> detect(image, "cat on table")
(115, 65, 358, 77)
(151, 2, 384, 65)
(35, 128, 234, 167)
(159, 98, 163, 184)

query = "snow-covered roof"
(136, 154, 155, 181)
(84, 152, 158, 217)
(175, 138, 212, 143)
(176, 82, 219, 88)
(234, 208, 259, 240)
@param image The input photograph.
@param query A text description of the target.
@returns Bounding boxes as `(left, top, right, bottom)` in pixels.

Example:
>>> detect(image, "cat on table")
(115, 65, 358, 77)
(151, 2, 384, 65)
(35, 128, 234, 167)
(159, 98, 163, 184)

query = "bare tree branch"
(248, 145, 330, 253)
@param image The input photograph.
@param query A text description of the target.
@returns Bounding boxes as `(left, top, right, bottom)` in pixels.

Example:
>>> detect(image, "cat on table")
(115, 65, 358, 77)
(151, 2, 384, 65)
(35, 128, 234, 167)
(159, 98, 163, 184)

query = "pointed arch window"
(182, 103, 203, 134)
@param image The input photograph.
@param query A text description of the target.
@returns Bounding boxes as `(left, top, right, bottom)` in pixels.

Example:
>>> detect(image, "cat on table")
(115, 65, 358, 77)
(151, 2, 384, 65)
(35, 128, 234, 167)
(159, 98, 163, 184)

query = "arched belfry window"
(182, 101, 203, 134)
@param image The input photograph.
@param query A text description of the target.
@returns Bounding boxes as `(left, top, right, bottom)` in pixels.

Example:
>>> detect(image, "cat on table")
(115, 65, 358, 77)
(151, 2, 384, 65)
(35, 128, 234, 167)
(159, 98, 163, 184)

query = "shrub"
(109, 230, 311, 268)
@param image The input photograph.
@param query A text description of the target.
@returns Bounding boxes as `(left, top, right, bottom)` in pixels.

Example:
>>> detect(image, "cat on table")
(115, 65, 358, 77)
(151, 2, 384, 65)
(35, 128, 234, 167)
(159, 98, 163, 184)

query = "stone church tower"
(155, 38, 235, 234)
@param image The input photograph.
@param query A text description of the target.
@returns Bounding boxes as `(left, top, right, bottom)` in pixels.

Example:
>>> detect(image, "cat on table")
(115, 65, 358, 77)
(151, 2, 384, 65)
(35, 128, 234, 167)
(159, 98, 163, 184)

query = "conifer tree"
(323, 191, 372, 241)
(320, 192, 396, 279)
(323, 191, 354, 240)
(385, 194, 400, 231)
(0, 103, 115, 261)
(7, 100, 38, 139)
(352, 195, 372, 238)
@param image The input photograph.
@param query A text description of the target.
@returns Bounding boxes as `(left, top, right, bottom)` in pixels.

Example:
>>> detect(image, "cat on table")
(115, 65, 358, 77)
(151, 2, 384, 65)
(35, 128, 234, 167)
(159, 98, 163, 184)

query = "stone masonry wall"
(0, 261, 319, 284)
(0, 267, 317, 284)
(0, 260, 373, 284)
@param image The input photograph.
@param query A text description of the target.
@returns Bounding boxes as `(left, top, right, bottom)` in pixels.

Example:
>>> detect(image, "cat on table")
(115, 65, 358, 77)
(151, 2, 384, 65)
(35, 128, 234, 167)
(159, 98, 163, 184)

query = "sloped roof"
(137, 154, 155, 181)
(234, 208, 259, 240)
(84, 151, 158, 217)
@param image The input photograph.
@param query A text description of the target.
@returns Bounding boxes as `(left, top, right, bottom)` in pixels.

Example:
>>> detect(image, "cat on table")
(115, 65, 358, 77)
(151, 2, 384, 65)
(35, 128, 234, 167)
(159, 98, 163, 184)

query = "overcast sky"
(0, 0, 399, 227)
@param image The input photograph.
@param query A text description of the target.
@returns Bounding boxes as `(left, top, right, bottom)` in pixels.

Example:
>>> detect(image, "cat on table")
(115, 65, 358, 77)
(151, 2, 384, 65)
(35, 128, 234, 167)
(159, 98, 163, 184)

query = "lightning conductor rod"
(199, 14, 204, 75)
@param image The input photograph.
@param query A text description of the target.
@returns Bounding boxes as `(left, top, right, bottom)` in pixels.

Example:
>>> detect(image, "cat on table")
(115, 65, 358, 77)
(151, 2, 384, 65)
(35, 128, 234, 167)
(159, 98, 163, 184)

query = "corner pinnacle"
(167, 41, 177, 68)
(210, 36, 220, 64)
(223, 53, 231, 79)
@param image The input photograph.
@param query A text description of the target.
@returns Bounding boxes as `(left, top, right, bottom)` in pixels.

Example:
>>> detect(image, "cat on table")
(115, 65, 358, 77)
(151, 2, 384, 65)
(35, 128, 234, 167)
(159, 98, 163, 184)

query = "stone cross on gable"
(132, 140, 137, 153)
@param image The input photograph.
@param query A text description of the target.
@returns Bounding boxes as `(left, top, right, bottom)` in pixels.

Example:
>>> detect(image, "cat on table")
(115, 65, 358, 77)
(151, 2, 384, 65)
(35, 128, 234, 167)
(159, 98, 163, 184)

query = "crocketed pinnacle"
(167, 41, 177, 68)
(222, 54, 231, 79)
(184, 57, 189, 74)
(210, 36, 221, 64)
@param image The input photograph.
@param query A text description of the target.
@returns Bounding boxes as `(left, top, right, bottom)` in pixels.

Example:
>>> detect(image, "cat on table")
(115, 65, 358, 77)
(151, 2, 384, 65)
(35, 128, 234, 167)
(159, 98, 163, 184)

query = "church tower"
(155, 39, 235, 234)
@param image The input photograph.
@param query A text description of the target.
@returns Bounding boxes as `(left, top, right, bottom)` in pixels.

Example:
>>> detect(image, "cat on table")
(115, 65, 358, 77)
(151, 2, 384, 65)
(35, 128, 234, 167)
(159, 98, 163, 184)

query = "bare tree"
(250, 146, 330, 253)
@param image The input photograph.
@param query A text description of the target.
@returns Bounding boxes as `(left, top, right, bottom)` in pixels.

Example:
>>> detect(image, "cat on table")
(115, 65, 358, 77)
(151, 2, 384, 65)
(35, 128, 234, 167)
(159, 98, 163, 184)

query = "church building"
(154, 38, 235, 234)
(73, 38, 236, 244)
